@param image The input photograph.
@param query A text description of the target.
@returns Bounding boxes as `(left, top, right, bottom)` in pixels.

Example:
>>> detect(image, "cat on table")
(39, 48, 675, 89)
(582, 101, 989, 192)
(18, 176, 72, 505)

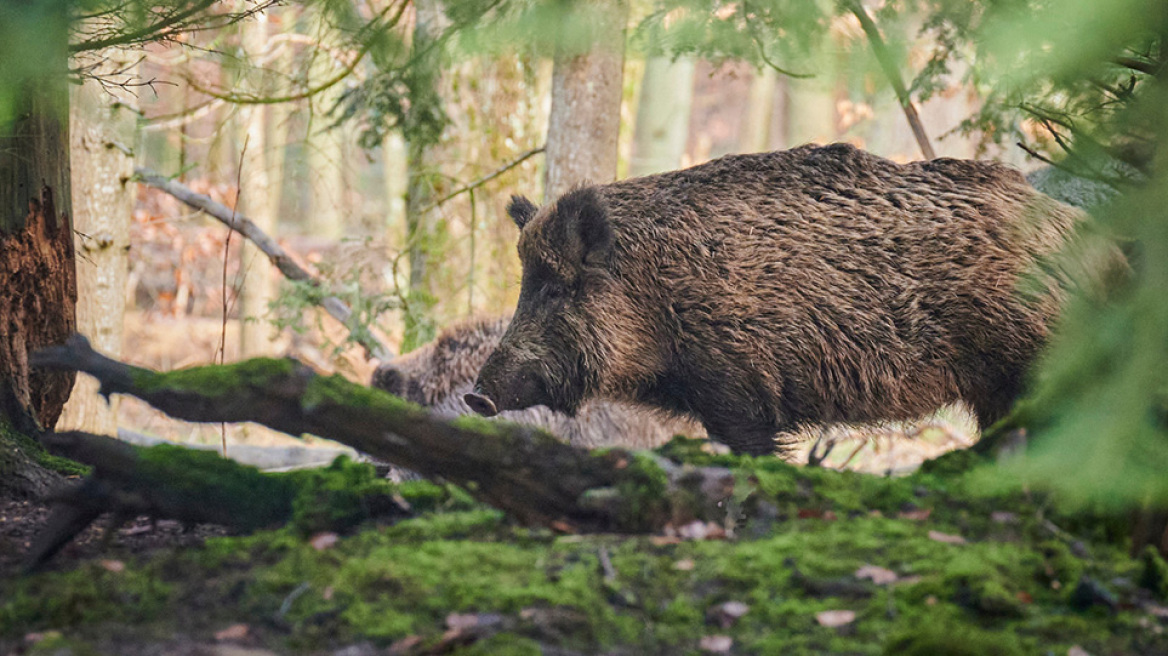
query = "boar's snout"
(472, 352, 555, 415)
(464, 388, 498, 417)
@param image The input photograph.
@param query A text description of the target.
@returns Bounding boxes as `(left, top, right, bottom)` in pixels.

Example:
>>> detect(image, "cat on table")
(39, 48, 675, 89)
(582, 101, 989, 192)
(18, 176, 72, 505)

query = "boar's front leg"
(703, 419, 783, 457)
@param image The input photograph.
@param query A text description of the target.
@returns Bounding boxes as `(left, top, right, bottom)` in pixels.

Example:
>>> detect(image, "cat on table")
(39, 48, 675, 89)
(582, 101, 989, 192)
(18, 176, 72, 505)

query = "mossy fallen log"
(25, 431, 413, 568)
(28, 335, 735, 560)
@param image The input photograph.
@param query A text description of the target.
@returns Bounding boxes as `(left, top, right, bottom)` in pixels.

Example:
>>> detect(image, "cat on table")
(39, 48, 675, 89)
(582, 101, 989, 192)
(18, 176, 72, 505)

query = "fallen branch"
(25, 430, 410, 569)
(134, 168, 392, 361)
(31, 336, 735, 539)
(847, 0, 936, 161)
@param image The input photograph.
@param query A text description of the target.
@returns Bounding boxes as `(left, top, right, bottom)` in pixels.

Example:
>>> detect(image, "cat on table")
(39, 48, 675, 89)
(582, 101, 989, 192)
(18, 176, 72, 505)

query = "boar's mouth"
(464, 390, 498, 417)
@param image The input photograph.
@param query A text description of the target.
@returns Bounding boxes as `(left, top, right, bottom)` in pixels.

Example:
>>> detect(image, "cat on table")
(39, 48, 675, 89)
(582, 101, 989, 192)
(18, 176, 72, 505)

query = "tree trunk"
(402, 0, 445, 352)
(629, 56, 694, 177)
(308, 123, 346, 241)
(238, 9, 278, 357)
(543, 0, 629, 201)
(56, 52, 136, 436)
(0, 70, 76, 497)
(740, 67, 777, 154)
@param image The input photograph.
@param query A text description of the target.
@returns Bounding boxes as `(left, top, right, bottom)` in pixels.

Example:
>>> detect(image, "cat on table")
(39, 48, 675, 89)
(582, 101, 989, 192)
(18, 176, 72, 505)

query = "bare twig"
(847, 0, 936, 160)
(134, 167, 393, 361)
(419, 147, 546, 215)
(1115, 56, 1162, 76)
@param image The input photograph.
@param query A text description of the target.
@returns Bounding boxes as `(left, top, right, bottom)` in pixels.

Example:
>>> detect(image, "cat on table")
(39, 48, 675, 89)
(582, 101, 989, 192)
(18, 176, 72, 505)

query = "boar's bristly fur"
(472, 143, 1096, 456)
(372, 316, 703, 450)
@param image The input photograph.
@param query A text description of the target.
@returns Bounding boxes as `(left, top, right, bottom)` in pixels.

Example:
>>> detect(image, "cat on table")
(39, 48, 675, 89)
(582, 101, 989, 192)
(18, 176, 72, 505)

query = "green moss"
(302, 371, 421, 414)
(0, 562, 171, 632)
(2, 445, 1163, 655)
(133, 357, 296, 396)
(0, 416, 87, 476)
(286, 456, 400, 535)
(612, 452, 671, 529)
(883, 620, 1025, 656)
(135, 444, 298, 530)
(458, 633, 542, 655)
(919, 447, 988, 477)
(1140, 545, 1168, 600)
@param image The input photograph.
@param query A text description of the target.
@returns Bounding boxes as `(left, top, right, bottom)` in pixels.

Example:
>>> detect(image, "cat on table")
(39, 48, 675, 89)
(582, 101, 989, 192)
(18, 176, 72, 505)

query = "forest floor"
(2, 440, 1167, 656)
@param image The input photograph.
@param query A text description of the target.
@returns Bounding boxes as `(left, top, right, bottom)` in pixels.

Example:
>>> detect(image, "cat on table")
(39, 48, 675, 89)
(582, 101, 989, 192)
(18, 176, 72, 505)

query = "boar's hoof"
(464, 392, 498, 417)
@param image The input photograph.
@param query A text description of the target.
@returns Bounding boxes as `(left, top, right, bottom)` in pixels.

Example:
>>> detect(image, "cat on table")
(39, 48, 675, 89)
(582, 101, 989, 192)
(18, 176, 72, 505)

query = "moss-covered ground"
(2, 439, 1165, 655)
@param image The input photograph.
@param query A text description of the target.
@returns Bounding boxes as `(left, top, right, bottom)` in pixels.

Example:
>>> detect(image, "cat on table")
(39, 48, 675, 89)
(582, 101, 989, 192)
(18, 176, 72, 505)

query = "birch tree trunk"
(543, 0, 629, 201)
(629, 56, 694, 177)
(56, 52, 136, 435)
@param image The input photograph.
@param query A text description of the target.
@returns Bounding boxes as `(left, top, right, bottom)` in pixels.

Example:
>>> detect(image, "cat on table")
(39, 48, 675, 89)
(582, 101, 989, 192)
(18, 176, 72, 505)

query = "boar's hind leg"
(965, 373, 1026, 433)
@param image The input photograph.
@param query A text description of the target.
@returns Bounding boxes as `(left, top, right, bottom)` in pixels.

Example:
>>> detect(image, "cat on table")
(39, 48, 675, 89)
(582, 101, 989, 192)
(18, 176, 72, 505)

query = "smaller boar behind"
(372, 316, 702, 450)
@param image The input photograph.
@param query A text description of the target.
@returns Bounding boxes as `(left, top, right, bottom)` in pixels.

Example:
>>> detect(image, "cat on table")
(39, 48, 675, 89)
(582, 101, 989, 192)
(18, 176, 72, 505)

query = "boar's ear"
(558, 187, 613, 266)
(506, 195, 538, 230)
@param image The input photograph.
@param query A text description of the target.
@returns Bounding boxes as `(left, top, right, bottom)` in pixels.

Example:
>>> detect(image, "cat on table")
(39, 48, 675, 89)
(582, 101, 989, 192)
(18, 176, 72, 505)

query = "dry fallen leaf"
(854, 564, 898, 585)
(651, 535, 681, 546)
(387, 635, 423, 655)
(446, 613, 503, 631)
(927, 530, 966, 545)
(99, 559, 125, 573)
(322, 586, 335, 601)
(1067, 646, 1092, 656)
(816, 610, 857, 628)
(699, 635, 733, 653)
(309, 532, 339, 551)
(676, 521, 711, 540)
(674, 558, 696, 571)
(707, 601, 750, 628)
(898, 508, 932, 521)
(214, 623, 250, 642)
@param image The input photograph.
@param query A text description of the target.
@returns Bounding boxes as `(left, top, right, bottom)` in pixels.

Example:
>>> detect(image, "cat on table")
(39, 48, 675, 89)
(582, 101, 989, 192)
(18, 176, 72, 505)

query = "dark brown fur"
(472, 143, 1091, 455)
(372, 316, 703, 450)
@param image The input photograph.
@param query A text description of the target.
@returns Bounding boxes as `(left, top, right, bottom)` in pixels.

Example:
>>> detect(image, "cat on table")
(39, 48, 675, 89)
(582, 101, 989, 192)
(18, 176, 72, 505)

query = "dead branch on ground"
(28, 336, 736, 564)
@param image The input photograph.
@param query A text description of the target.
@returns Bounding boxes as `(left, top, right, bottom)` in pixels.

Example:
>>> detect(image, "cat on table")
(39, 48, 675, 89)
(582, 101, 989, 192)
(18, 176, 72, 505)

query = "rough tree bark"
(629, 56, 694, 177)
(0, 71, 76, 497)
(543, 0, 629, 201)
(56, 52, 136, 436)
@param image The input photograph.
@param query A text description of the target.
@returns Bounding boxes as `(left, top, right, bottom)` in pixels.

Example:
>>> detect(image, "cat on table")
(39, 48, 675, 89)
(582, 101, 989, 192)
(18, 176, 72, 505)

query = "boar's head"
(466, 188, 657, 418)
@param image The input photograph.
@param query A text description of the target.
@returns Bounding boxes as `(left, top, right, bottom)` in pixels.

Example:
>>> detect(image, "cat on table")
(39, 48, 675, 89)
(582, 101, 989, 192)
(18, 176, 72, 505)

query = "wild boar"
(466, 143, 1091, 456)
(372, 315, 703, 450)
